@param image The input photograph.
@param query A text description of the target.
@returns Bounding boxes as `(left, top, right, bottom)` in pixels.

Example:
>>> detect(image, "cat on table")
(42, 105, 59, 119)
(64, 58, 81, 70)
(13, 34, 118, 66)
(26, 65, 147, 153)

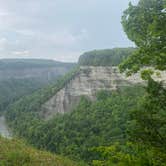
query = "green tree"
(120, 0, 166, 74)
(128, 78, 166, 149)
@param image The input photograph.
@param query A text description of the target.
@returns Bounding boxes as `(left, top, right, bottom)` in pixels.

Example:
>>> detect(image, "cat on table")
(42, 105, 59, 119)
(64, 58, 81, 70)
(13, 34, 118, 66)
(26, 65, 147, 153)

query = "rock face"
(41, 66, 166, 119)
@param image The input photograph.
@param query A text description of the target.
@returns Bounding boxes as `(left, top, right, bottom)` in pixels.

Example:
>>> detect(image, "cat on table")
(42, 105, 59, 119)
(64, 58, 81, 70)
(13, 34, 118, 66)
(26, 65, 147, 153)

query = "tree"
(120, 0, 166, 74)
(118, 0, 166, 155)
(128, 78, 166, 149)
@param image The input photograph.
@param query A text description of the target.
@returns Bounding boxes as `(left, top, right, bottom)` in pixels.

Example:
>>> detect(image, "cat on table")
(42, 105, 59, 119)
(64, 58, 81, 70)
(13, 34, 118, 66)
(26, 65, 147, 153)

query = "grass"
(0, 136, 86, 166)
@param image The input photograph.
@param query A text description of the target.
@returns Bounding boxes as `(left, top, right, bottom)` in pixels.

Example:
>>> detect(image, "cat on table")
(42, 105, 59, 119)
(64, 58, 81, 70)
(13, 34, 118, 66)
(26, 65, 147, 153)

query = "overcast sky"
(0, 0, 138, 62)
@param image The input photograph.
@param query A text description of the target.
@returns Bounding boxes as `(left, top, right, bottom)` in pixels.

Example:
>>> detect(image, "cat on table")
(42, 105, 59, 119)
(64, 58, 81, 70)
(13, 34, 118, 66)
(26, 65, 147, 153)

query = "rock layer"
(41, 66, 166, 119)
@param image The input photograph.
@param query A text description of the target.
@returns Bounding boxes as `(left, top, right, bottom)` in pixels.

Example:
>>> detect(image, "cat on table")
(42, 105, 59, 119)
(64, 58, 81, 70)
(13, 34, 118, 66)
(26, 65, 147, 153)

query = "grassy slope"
(0, 136, 85, 166)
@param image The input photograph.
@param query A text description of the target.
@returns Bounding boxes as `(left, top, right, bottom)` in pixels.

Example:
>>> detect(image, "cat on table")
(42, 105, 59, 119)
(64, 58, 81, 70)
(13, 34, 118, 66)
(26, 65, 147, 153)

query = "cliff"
(41, 66, 166, 119)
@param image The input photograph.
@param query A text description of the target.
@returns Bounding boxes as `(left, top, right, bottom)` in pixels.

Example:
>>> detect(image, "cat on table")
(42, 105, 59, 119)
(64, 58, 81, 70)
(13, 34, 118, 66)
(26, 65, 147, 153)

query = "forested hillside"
(0, 78, 49, 114)
(6, 84, 145, 163)
(0, 59, 75, 113)
(78, 48, 135, 66)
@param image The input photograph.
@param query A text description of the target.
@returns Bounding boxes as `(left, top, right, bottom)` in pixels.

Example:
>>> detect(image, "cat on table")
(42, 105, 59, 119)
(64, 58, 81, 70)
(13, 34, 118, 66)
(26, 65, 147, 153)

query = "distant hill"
(0, 59, 75, 70)
(78, 47, 136, 66)
(0, 59, 76, 113)
(0, 59, 76, 81)
(0, 136, 84, 166)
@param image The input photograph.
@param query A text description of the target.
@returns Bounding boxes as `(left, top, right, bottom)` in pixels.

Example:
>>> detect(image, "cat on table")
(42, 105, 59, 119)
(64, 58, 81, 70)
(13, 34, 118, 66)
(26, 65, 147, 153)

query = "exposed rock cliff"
(41, 66, 166, 119)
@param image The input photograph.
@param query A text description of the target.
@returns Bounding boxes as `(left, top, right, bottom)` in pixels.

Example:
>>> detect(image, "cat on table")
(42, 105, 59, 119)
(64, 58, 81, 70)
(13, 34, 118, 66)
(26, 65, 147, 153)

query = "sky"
(0, 0, 139, 62)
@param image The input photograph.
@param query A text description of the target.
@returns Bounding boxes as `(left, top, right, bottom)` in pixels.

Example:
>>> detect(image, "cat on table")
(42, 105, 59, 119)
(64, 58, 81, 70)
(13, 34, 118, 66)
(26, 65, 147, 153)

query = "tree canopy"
(120, 0, 166, 74)
(79, 48, 135, 66)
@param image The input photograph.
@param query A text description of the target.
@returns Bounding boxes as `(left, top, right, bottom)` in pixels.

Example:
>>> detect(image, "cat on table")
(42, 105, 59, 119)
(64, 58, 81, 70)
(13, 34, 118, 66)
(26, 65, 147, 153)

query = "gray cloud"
(0, 0, 138, 62)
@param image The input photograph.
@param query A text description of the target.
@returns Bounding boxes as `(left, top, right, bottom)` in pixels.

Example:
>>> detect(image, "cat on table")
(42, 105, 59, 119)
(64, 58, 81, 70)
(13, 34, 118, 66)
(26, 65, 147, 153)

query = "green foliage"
(128, 78, 166, 149)
(120, 0, 166, 73)
(0, 59, 76, 114)
(0, 136, 83, 166)
(140, 69, 154, 80)
(116, 1, 166, 165)
(91, 80, 166, 166)
(0, 78, 49, 114)
(6, 67, 80, 136)
(79, 48, 135, 66)
(92, 142, 166, 166)
(6, 85, 144, 163)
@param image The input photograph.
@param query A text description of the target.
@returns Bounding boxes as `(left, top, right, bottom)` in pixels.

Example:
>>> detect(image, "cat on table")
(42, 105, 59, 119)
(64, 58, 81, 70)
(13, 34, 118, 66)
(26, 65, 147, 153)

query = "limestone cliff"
(41, 66, 166, 119)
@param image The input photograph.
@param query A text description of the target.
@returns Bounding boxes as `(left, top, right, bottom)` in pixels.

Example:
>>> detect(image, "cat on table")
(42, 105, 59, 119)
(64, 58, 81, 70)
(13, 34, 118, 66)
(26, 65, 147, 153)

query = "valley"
(3, 48, 166, 165)
(0, 0, 166, 165)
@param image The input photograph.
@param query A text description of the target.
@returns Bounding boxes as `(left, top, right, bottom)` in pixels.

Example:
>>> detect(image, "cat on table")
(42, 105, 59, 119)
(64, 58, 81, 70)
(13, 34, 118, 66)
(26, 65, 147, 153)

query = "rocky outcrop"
(41, 66, 166, 119)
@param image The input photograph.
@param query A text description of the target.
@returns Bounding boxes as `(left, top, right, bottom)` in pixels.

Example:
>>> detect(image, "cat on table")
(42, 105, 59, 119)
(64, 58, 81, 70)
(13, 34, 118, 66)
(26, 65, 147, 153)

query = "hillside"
(0, 59, 75, 113)
(0, 136, 84, 166)
(6, 84, 144, 161)
(78, 48, 135, 66)
(5, 60, 166, 165)
(0, 59, 75, 81)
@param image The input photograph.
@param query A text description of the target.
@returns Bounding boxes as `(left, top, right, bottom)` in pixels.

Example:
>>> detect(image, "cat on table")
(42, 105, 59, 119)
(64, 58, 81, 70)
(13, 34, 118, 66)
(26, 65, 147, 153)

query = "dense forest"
(0, 78, 51, 114)
(78, 48, 135, 66)
(2, 0, 166, 165)
(7, 86, 144, 162)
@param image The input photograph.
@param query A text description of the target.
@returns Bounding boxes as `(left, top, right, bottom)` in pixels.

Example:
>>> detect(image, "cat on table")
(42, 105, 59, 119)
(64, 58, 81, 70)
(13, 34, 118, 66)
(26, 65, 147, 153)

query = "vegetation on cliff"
(78, 48, 135, 66)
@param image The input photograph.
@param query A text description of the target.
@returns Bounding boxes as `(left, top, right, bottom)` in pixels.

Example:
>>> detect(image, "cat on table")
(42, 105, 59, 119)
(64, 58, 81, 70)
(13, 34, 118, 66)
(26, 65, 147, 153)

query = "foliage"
(127, 78, 166, 149)
(6, 85, 144, 163)
(0, 78, 50, 114)
(92, 142, 166, 166)
(78, 48, 135, 66)
(0, 136, 83, 166)
(120, 0, 166, 74)
(0, 59, 75, 114)
(6, 67, 80, 135)
(90, 79, 166, 166)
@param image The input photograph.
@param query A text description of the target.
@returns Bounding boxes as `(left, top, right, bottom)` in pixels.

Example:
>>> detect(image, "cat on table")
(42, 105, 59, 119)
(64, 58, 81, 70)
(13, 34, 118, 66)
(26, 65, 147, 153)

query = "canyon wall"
(41, 66, 166, 119)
